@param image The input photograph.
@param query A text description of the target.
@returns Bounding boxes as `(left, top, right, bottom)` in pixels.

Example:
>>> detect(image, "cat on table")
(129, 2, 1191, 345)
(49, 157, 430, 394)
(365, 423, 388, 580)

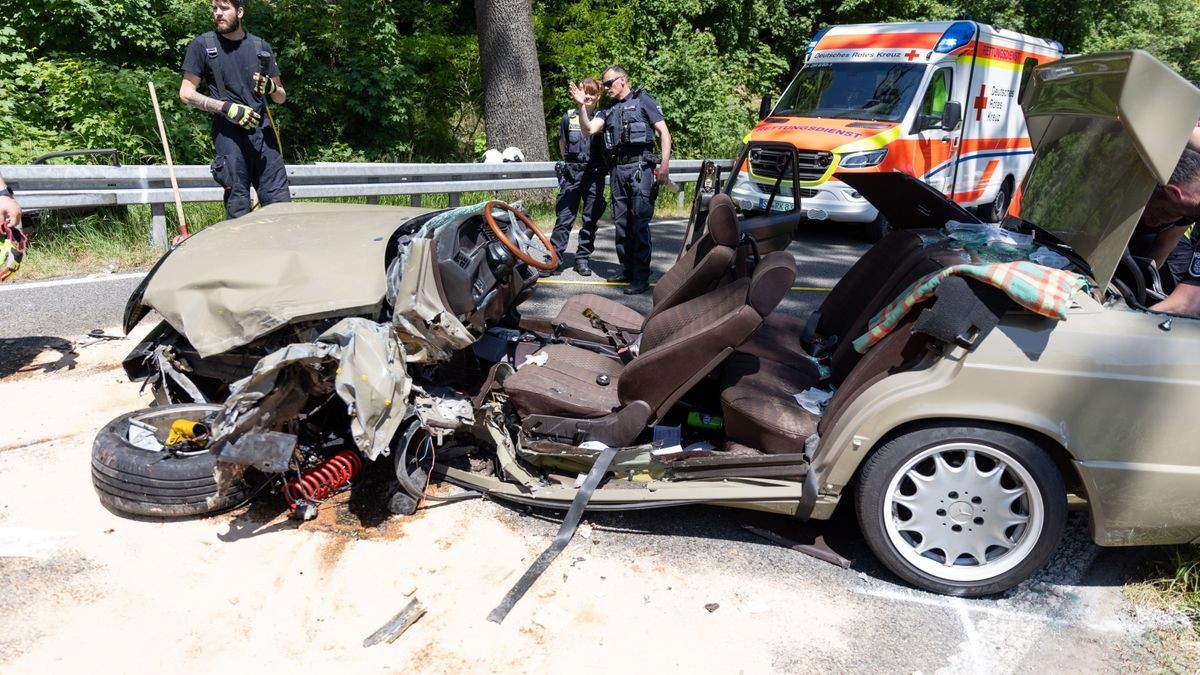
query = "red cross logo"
(904, 50, 920, 61)
(972, 84, 988, 121)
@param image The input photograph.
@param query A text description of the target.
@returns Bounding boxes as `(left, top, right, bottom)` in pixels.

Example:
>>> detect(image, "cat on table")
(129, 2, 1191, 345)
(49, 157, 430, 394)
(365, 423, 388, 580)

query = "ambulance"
(727, 21, 1063, 240)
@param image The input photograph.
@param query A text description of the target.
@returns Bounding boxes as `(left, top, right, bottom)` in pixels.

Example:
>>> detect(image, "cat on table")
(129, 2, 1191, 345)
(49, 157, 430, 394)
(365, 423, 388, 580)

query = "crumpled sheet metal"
(215, 317, 410, 461)
(392, 237, 474, 362)
(323, 318, 413, 460)
(142, 203, 427, 358)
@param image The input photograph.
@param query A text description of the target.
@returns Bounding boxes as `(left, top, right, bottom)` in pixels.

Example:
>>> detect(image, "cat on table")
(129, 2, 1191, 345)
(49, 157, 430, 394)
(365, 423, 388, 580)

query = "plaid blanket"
(852, 261, 1090, 354)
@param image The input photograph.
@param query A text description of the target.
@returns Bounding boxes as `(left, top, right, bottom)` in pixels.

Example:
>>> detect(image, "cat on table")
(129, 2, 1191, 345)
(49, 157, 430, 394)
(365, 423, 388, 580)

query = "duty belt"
(612, 151, 653, 165)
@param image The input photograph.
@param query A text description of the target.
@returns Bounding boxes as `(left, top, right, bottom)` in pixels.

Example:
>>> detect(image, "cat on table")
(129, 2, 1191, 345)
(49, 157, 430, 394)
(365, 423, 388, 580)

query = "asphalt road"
(0, 216, 1183, 670)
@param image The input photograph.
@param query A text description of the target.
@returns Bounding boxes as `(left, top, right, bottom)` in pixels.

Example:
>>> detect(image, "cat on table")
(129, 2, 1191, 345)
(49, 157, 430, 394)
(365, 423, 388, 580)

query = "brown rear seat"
(739, 229, 929, 364)
(720, 231, 969, 455)
(721, 311, 929, 455)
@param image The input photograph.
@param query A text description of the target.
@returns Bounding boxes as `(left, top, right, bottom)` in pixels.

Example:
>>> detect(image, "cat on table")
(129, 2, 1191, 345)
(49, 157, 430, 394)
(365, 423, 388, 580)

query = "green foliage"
(2, 0, 1198, 167)
(539, 0, 788, 159)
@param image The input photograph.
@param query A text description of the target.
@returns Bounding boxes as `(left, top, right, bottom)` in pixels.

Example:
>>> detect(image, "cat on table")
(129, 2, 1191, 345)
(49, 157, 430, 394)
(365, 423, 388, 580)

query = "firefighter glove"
(253, 72, 277, 96)
(222, 102, 261, 130)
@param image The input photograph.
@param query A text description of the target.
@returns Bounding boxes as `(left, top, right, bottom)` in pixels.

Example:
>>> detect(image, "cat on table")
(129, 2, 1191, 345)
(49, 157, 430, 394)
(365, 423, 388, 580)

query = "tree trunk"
(475, 0, 549, 162)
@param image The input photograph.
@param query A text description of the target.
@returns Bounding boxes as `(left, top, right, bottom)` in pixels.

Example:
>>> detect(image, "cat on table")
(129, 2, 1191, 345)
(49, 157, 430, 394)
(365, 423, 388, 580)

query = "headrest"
(705, 193, 740, 248)
(748, 251, 796, 316)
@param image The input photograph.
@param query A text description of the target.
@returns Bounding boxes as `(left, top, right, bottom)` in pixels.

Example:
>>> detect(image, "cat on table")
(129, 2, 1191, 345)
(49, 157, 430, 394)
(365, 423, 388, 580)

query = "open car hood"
(834, 171, 981, 229)
(1017, 51, 1200, 289)
(134, 202, 432, 358)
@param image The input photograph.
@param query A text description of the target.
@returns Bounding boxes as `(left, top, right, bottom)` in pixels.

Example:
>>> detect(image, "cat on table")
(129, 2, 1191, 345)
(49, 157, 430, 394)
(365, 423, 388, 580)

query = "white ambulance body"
(728, 20, 1063, 235)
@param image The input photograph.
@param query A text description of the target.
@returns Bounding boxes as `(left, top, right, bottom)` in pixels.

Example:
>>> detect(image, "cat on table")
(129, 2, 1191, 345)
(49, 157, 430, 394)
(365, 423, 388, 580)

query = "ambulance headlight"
(839, 148, 888, 168)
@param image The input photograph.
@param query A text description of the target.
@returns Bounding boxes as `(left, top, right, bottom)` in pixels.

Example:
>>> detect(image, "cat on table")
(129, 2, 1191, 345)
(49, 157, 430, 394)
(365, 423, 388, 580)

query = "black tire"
(92, 404, 262, 518)
(976, 177, 1013, 223)
(855, 423, 1066, 597)
(862, 212, 892, 243)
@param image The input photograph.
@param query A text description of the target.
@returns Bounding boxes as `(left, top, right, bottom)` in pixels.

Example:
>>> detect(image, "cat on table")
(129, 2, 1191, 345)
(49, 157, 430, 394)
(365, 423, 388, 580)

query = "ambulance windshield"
(774, 62, 925, 122)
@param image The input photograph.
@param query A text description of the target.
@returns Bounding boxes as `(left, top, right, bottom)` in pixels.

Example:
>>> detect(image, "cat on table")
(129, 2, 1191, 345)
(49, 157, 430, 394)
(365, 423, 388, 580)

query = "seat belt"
(486, 445, 618, 623)
(798, 309, 821, 352)
(581, 307, 637, 363)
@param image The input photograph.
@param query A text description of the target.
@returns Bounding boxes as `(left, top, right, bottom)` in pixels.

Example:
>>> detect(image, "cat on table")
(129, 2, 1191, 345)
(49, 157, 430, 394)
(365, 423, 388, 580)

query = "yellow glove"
(253, 72, 277, 96)
(222, 102, 261, 130)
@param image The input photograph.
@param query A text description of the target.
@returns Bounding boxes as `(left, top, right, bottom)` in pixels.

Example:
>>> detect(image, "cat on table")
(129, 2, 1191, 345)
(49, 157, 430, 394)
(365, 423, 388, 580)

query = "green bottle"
(687, 412, 723, 430)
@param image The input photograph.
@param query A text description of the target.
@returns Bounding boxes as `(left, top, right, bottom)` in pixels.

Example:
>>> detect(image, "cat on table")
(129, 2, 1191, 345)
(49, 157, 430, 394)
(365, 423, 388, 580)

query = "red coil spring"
(284, 450, 363, 507)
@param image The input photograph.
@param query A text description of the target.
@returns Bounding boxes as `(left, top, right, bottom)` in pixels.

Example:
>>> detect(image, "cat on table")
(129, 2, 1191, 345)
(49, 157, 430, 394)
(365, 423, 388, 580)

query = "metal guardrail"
(1, 159, 733, 248)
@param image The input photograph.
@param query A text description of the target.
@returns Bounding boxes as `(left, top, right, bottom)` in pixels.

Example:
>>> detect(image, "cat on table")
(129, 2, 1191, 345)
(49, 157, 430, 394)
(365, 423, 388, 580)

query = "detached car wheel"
(855, 424, 1066, 596)
(92, 404, 262, 518)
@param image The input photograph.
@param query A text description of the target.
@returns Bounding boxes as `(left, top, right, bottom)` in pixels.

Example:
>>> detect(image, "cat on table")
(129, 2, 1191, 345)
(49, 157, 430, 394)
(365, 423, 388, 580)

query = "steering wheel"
(482, 200, 559, 271)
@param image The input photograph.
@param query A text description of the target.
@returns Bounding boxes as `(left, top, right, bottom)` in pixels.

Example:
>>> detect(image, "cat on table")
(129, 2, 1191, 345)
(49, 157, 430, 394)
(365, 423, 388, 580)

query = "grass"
(16, 186, 696, 281)
(1123, 545, 1200, 669)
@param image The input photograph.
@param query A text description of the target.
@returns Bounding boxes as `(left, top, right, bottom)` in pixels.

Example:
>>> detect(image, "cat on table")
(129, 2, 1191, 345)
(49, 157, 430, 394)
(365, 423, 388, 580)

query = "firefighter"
(179, 0, 290, 220)
(571, 65, 672, 295)
(547, 76, 607, 277)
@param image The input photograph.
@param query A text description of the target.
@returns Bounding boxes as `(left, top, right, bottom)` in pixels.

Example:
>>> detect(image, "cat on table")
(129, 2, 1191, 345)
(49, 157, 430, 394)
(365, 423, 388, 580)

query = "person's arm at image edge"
(1150, 283, 1200, 317)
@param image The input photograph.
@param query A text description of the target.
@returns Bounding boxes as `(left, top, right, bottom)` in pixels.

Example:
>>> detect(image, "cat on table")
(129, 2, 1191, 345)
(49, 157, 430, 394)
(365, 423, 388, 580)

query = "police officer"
(1145, 148, 1200, 316)
(179, 0, 290, 220)
(571, 65, 672, 295)
(547, 76, 607, 277)
(1131, 148, 1200, 269)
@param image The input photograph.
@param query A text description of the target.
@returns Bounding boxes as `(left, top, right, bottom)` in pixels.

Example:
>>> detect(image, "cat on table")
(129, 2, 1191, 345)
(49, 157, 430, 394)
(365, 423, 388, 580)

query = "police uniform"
(595, 88, 664, 286)
(182, 31, 291, 219)
(1164, 223, 1200, 291)
(550, 109, 607, 267)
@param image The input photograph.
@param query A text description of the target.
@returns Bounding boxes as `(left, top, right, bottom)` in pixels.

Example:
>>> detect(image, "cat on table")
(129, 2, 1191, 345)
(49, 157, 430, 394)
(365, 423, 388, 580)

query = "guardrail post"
(366, 176, 379, 205)
(412, 194, 422, 207)
(149, 203, 168, 249)
(449, 191, 460, 208)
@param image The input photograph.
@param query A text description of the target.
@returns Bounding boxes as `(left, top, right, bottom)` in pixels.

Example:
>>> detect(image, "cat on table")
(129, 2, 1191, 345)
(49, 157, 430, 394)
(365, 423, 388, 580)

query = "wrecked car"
(95, 51, 1200, 600)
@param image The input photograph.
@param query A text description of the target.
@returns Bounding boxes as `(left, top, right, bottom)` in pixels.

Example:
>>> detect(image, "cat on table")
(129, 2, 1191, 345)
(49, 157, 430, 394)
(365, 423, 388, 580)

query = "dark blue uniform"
(551, 110, 607, 265)
(183, 32, 290, 219)
(596, 88, 664, 286)
(1165, 223, 1200, 290)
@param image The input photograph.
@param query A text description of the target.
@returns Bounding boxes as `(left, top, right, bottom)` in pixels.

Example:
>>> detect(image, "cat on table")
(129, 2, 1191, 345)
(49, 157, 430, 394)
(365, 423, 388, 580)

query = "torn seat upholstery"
(504, 251, 797, 447)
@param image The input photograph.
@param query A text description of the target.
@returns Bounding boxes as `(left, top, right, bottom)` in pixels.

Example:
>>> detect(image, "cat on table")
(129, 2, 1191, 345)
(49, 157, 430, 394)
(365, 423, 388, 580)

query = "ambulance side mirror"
(941, 102, 962, 132)
(759, 96, 772, 120)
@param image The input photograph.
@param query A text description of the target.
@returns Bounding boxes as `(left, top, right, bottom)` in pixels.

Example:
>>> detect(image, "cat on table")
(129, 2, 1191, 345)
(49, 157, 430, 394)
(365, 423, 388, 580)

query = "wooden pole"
(148, 81, 189, 246)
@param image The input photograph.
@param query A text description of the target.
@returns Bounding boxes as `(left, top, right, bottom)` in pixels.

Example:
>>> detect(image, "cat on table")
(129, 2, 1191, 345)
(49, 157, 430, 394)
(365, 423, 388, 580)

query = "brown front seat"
(504, 251, 797, 447)
(550, 193, 742, 343)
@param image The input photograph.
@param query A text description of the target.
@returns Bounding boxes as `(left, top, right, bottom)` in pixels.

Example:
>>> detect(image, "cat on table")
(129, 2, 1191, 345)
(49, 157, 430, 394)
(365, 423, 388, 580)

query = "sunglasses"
(603, 76, 624, 88)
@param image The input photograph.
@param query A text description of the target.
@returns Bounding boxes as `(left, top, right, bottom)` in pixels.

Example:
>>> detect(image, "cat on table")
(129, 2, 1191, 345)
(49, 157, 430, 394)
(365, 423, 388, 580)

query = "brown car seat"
(504, 250, 797, 447)
(550, 193, 742, 343)
(719, 234, 978, 455)
(738, 228, 931, 364)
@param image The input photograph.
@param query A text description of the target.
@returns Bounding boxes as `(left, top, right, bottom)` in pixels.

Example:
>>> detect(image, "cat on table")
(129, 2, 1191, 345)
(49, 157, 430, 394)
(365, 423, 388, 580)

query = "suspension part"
(284, 450, 363, 508)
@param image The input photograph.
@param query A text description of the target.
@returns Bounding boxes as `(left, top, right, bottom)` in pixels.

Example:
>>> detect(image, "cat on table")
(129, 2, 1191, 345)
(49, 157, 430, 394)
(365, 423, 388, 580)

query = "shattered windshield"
(774, 62, 926, 122)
